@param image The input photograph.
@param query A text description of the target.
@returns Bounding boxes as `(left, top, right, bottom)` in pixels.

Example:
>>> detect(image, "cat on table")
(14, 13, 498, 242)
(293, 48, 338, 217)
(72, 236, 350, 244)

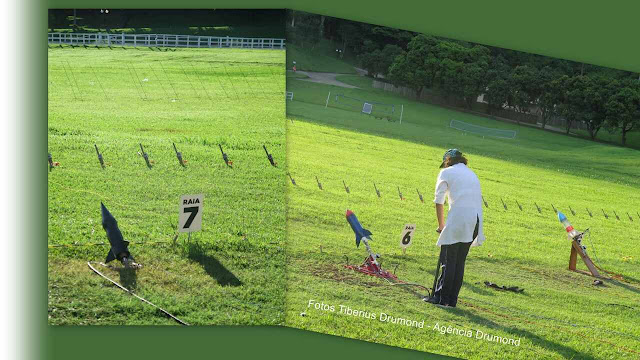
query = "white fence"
(48, 32, 286, 50)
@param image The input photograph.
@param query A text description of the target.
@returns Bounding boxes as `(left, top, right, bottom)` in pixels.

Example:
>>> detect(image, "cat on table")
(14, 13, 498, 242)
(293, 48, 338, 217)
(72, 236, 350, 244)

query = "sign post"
(399, 224, 416, 255)
(179, 194, 204, 241)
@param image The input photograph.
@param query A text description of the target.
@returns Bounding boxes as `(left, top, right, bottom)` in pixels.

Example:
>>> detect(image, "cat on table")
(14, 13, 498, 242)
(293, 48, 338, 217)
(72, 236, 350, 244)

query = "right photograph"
(284, 10, 640, 360)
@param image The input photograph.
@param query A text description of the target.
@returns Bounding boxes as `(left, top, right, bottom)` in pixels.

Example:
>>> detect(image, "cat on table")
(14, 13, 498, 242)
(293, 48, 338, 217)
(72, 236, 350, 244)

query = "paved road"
(294, 70, 359, 88)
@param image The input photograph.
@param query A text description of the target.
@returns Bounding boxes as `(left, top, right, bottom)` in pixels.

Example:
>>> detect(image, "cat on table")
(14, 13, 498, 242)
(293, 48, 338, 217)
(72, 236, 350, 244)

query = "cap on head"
(440, 149, 462, 168)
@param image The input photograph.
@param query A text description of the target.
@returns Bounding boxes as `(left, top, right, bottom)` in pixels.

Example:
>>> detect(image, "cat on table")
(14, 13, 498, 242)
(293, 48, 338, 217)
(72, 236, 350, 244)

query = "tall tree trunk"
(565, 119, 573, 135)
(319, 16, 325, 38)
(539, 109, 547, 129)
(291, 12, 295, 27)
(342, 39, 346, 58)
(621, 122, 634, 146)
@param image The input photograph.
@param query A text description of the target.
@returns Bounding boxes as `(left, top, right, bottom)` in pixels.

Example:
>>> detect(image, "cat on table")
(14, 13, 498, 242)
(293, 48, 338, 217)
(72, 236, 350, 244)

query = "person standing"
(425, 149, 485, 307)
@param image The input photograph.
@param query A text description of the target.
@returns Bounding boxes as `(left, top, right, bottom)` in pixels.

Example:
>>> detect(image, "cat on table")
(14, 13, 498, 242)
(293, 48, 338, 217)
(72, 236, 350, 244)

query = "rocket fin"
(355, 236, 361, 248)
(363, 229, 372, 238)
(105, 250, 116, 263)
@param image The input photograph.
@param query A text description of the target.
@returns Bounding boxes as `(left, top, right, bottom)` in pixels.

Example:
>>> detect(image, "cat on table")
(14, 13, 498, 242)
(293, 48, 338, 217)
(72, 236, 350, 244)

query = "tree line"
(288, 11, 640, 146)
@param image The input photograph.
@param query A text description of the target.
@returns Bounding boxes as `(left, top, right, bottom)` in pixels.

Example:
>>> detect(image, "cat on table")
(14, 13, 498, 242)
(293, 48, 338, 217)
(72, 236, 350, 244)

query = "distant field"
(284, 77, 640, 359)
(286, 44, 357, 74)
(48, 46, 286, 325)
(334, 74, 640, 150)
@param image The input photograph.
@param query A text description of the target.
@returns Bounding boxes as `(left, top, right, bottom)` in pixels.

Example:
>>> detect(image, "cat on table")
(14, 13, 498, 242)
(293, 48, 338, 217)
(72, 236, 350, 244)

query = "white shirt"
(433, 163, 485, 247)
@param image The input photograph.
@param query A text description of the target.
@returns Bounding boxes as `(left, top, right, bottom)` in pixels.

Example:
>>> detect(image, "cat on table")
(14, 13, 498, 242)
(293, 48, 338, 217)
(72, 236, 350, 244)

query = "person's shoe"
(423, 296, 440, 304)
(436, 303, 452, 308)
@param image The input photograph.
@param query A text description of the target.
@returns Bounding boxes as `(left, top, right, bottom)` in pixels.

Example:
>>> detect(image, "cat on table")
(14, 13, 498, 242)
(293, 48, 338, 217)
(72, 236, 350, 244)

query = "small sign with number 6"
(179, 194, 204, 233)
(400, 224, 416, 250)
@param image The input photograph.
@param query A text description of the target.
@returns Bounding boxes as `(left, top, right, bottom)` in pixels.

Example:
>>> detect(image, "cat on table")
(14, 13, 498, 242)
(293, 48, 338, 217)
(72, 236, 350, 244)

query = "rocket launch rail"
(87, 261, 190, 325)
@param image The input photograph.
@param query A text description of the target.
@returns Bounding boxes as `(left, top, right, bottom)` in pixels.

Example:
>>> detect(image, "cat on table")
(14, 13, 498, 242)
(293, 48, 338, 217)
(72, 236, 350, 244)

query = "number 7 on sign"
(179, 194, 204, 233)
(182, 207, 199, 229)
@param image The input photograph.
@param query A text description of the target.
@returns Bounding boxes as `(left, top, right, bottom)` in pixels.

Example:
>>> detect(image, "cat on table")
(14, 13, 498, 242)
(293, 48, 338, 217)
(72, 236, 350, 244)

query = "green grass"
(286, 70, 309, 79)
(335, 74, 375, 88)
(571, 128, 640, 150)
(48, 46, 286, 325)
(336, 74, 640, 150)
(286, 44, 357, 74)
(284, 77, 640, 359)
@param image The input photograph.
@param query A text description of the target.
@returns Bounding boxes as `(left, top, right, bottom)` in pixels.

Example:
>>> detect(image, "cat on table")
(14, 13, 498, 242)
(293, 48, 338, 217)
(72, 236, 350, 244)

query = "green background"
(30, 1, 639, 359)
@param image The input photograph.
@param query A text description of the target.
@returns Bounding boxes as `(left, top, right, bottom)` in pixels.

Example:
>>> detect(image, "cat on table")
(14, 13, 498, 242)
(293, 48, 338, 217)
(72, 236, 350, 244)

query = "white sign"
(400, 224, 416, 249)
(179, 194, 204, 233)
(362, 102, 373, 114)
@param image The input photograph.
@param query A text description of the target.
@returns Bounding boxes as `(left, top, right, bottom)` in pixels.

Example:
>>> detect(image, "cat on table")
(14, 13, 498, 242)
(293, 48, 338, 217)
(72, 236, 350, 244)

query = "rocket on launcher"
(558, 211, 587, 253)
(345, 210, 373, 248)
(558, 212, 580, 239)
(343, 209, 396, 280)
(101, 202, 140, 268)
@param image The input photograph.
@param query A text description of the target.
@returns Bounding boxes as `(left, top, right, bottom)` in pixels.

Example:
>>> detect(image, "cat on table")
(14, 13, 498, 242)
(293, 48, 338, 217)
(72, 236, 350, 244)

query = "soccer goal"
(331, 94, 399, 121)
(449, 119, 517, 139)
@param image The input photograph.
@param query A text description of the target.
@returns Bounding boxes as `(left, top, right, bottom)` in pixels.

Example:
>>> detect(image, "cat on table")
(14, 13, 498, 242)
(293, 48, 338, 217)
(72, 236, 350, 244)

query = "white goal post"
(449, 119, 517, 139)
(362, 102, 373, 115)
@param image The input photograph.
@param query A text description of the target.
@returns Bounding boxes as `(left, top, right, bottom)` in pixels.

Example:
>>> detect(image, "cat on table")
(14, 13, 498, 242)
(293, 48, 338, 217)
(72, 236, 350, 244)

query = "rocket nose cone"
(346, 209, 354, 218)
(558, 212, 566, 221)
(101, 202, 114, 223)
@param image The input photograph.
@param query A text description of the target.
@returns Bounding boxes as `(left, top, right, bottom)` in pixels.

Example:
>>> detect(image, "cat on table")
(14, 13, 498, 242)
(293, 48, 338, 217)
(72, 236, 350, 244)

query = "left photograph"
(47, 9, 287, 325)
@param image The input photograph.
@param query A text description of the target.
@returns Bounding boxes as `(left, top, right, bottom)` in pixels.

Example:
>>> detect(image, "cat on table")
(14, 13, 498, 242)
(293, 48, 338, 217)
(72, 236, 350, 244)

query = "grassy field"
(286, 44, 357, 74)
(284, 76, 640, 359)
(335, 74, 640, 150)
(48, 46, 286, 325)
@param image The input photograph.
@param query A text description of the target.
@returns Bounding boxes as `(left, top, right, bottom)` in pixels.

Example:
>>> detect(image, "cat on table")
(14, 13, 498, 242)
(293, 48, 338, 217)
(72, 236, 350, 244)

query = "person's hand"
(436, 227, 443, 234)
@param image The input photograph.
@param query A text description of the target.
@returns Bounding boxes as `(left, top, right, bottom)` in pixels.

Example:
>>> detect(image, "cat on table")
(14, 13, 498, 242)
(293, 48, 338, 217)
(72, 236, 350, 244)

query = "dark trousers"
(432, 217, 478, 306)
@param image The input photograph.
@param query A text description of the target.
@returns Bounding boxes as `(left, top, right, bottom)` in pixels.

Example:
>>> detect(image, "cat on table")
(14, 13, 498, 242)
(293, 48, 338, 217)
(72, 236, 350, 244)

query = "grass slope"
(48, 46, 286, 325)
(284, 77, 640, 359)
(286, 44, 357, 74)
(335, 74, 640, 150)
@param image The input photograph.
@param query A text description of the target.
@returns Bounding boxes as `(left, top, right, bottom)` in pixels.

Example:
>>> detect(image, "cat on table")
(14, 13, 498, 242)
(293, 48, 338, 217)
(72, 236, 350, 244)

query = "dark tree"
(605, 80, 640, 146)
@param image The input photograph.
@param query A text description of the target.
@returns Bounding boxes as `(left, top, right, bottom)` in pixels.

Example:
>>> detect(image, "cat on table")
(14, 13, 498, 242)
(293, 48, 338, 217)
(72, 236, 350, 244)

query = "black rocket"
(219, 144, 232, 167)
(263, 145, 277, 167)
(101, 202, 136, 267)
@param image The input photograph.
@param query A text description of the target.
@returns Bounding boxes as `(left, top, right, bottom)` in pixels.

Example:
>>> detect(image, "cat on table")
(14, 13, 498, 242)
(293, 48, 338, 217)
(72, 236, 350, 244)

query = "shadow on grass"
(117, 267, 138, 291)
(449, 306, 598, 359)
(186, 242, 242, 287)
(286, 102, 640, 187)
(607, 278, 640, 296)
(466, 282, 499, 297)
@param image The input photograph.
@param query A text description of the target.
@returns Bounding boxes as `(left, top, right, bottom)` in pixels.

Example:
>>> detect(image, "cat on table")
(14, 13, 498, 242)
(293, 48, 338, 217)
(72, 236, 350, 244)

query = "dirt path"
(294, 71, 359, 88)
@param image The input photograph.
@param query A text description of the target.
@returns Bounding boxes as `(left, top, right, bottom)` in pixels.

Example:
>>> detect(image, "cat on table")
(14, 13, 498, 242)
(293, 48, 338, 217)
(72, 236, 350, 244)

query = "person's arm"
(435, 203, 445, 232)
(433, 171, 448, 233)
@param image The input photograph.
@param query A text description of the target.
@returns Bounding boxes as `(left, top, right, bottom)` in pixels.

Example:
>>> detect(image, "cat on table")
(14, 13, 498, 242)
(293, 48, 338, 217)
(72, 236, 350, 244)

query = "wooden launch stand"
(568, 234, 602, 278)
